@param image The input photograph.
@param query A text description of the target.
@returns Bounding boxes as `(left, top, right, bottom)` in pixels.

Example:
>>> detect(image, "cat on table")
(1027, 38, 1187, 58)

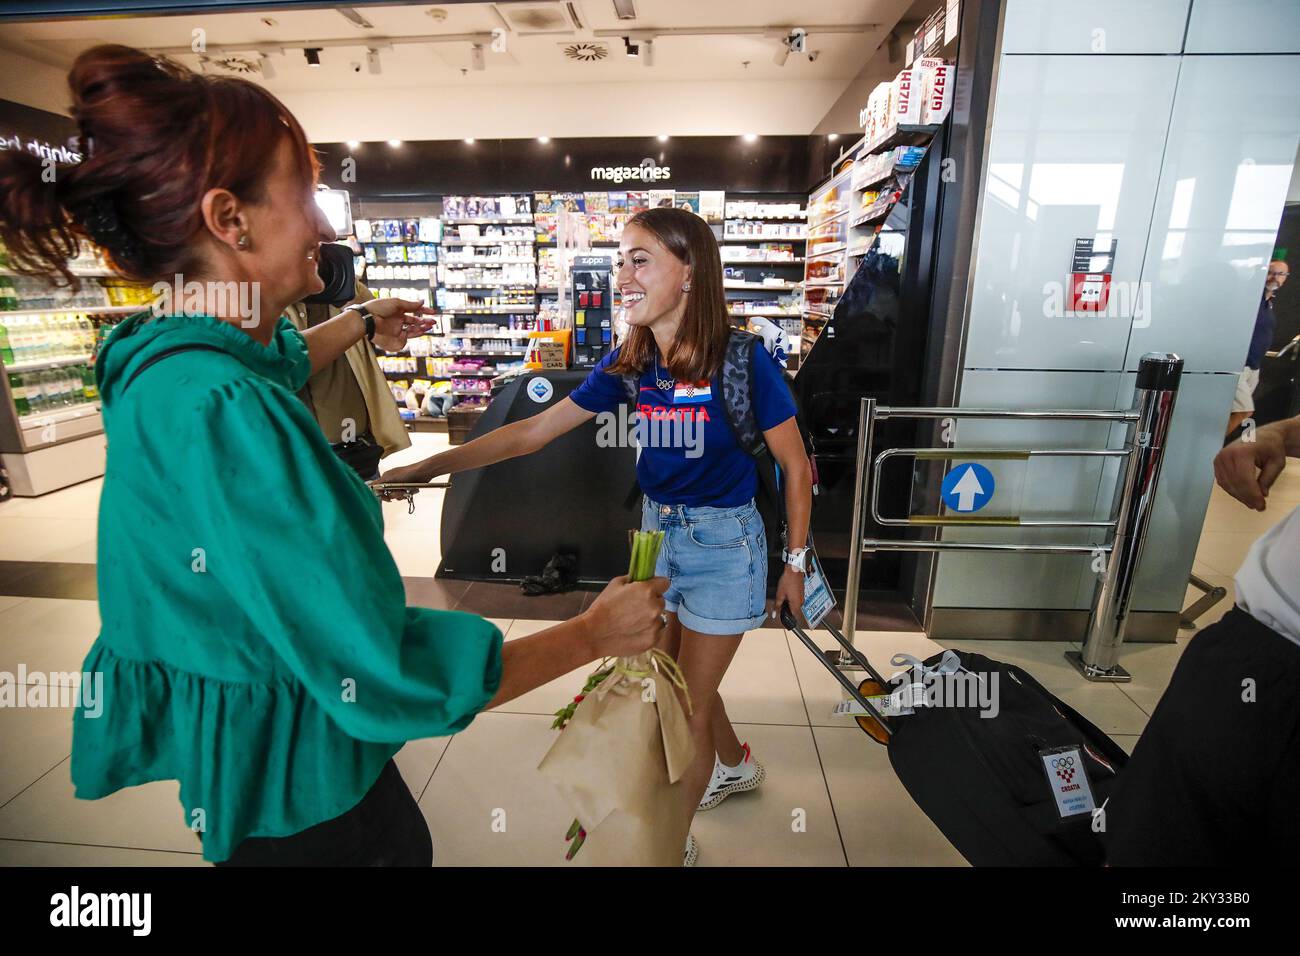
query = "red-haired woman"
(383, 207, 814, 864)
(0, 45, 666, 866)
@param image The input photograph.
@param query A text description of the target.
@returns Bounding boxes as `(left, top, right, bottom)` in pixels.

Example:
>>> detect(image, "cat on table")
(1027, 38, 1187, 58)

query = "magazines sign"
(590, 157, 672, 184)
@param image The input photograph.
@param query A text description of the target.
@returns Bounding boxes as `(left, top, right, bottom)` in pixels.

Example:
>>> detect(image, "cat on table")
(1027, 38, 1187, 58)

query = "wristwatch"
(343, 302, 376, 341)
(783, 547, 811, 573)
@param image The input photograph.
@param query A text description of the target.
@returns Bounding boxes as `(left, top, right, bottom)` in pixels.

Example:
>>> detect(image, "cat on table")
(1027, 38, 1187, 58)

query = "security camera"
(350, 61, 362, 73)
(807, 50, 820, 63)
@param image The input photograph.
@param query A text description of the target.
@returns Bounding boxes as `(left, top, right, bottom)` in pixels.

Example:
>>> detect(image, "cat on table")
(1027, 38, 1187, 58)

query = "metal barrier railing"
(837, 352, 1184, 683)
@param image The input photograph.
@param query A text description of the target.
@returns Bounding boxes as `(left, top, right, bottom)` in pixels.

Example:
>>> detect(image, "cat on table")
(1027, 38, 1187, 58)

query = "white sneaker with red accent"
(698, 743, 765, 811)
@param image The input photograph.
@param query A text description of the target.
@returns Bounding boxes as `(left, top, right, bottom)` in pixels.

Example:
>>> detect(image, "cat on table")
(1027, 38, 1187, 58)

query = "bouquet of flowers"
(538, 530, 696, 865)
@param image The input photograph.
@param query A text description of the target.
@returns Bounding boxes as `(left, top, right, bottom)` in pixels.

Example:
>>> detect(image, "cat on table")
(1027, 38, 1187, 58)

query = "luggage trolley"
(797, 352, 1184, 703)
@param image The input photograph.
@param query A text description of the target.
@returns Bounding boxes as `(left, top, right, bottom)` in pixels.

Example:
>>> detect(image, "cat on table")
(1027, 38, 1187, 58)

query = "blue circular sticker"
(940, 462, 995, 513)
(527, 377, 554, 404)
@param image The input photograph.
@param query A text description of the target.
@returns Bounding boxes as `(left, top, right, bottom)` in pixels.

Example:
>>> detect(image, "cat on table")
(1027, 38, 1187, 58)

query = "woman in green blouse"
(0, 45, 667, 866)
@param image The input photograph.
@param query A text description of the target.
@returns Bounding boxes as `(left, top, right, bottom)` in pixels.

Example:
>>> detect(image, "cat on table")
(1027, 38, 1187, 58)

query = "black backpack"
(619, 328, 817, 591)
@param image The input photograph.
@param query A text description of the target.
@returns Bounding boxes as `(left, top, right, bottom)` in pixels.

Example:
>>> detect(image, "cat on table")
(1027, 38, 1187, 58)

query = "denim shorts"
(640, 496, 768, 635)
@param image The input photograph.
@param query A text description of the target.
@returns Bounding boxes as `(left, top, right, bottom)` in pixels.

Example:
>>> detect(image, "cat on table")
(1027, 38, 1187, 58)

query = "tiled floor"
(2, 441, 1297, 867)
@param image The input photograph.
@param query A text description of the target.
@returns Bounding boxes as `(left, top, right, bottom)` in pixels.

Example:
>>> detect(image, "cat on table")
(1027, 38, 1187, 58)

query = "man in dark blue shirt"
(1228, 258, 1290, 435)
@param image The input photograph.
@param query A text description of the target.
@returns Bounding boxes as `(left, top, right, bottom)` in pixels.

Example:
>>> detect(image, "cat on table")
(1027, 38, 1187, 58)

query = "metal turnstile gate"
(835, 352, 1184, 683)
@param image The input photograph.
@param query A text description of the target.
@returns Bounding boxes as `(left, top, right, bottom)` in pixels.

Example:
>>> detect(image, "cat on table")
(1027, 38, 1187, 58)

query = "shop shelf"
(17, 400, 101, 424)
(2, 304, 142, 318)
(723, 281, 801, 290)
(442, 308, 537, 314)
(850, 201, 895, 229)
(720, 257, 805, 264)
(442, 216, 534, 225)
(441, 237, 533, 245)
(720, 235, 808, 243)
(806, 244, 846, 259)
(438, 350, 529, 357)
(441, 283, 536, 289)
(727, 310, 802, 318)
(803, 280, 844, 288)
(4, 354, 95, 372)
(441, 257, 536, 265)
(1, 268, 118, 278)
(862, 123, 941, 156)
(807, 208, 850, 229)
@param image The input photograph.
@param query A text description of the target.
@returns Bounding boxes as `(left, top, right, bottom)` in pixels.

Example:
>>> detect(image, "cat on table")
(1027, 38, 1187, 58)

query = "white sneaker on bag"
(698, 742, 766, 811)
(683, 832, 699, 867)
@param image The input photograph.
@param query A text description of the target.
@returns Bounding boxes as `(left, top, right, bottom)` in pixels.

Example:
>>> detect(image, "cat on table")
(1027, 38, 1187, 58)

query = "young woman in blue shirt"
(383, 208, 814, 863)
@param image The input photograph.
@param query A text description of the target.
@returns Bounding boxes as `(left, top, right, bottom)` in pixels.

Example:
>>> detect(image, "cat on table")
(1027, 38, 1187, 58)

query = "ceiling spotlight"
(623, 36, 639, 57)
(336, 6, 374, 29)
(828, 133, 839, 141)
(772, 44, 789, 67)
(538, 136, 551, 144)
(304, 47, 321, 67)
(464, 138, 476, 145)
(642, 37, 654, 67)
(259, 53, 276, 79)
(470, 44, 485, 71)
(612, 0, 638, 19)
(657, 134, 669, 142)
(366, 48, 381, 75)
(346, 140, 360, 149)
(743, 133, 758, 143)
(388, 139, 402, 147)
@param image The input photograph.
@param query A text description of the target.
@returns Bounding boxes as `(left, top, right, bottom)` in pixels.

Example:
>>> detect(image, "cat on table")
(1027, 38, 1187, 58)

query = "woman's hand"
(371, 459, 438, 500)
(366, 297, 439, 352)
(580, 575, 670, 659)
(772, 567, 806, 625)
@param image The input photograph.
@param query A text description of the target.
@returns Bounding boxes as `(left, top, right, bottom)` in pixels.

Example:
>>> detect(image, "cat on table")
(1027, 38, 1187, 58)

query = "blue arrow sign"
(940, 462, 995, 513)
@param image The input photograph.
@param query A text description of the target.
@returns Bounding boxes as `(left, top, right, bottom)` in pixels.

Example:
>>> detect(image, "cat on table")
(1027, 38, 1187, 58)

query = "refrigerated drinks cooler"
(0, 261, 145, 496)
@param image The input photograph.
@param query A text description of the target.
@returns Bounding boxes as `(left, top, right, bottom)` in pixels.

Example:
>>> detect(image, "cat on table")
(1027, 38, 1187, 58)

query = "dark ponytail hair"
(0, 44, 319, 289)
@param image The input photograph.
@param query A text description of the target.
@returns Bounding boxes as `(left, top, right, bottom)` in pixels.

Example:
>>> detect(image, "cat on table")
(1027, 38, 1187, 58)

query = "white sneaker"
(683, 832, 699, 867)
(698, 742, 766, 811)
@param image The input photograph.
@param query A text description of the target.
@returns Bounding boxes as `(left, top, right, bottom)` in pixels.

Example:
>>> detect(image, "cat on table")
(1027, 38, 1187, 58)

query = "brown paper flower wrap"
(538, 649, 695, 865)
(537, 529, 695, 865)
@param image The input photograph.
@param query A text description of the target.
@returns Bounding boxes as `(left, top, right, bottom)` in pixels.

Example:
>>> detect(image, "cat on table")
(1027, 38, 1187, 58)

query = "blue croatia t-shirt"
(569, 340, 797, 508)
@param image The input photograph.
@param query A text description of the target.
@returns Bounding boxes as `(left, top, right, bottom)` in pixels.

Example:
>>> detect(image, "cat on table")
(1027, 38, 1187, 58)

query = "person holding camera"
(285, 276, 410, 480)
(0, 44, 668, 866)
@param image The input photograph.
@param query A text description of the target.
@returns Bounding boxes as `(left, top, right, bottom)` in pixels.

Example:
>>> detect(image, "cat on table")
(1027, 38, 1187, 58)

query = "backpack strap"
(619, 373, 638, 406)
(720, 329, 765, 457)
(124, 344, 227, 392)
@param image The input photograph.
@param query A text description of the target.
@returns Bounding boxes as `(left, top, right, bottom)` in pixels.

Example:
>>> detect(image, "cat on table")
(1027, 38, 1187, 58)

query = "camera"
(304, 242, 357, 306)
